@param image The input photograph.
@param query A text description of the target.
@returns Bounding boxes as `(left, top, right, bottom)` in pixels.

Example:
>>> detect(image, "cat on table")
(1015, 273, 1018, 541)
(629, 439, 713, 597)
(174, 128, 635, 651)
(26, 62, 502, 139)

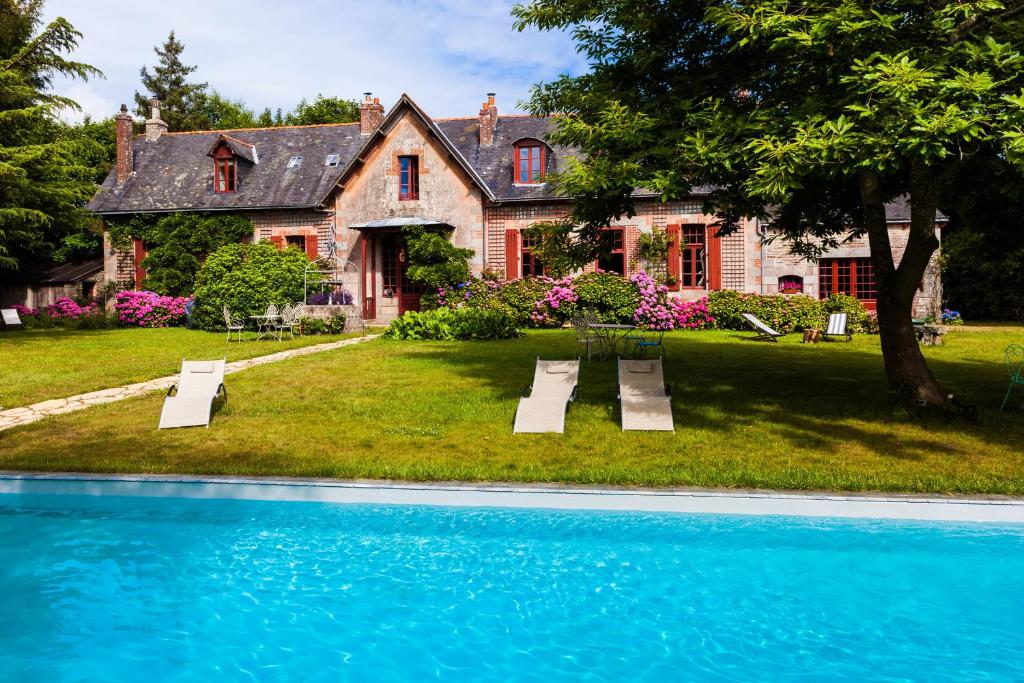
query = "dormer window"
(213, 149, 236, 193)
(514, 140, 546, 184)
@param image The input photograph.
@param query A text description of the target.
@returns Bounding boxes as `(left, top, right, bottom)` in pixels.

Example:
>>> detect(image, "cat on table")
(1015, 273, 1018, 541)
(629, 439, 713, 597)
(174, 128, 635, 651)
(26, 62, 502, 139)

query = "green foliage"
(383, 307, 520, 341)
(198, 90, 260, 130)
(191, 242, 315, 331)
(135, 30, 209, 132)
(402, 226, 474, 290)
(298, 314, 346, 335)
(523, 221, 588, 277)
(823, 293, 871, 333)
(637, 227, 671, 283)
(283, 95, 359, 126)
(106, 213, 253, 296)
(0, 2, 102, 270)
(572, 272, 640, 323)
(707, 291, 833, 333)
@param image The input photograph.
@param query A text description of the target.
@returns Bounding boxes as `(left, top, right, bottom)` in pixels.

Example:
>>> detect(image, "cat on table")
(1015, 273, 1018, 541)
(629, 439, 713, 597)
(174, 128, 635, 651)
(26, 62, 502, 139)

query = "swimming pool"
(1, 481, 1022, 681)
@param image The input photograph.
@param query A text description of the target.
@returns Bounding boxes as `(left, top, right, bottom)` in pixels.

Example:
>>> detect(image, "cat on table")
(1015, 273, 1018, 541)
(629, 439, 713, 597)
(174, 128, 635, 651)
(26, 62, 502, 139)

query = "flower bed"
(114, 291, 190, 328)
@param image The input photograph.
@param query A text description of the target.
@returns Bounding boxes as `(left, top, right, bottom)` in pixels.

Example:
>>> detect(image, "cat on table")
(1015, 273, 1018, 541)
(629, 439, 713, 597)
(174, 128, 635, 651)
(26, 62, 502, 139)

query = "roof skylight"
(287, 156, 303, 169)
(325, 154, 340, 167)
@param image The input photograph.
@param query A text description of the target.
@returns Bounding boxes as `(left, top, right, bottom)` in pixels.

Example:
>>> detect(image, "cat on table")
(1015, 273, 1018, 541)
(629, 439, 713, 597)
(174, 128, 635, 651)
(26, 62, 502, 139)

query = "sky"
(41, 0, 587, 123)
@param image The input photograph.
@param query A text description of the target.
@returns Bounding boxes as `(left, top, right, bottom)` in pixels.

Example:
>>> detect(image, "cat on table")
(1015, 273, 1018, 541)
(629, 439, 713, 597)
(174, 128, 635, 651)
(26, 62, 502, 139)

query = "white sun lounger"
(1, 308, 23, 329)
(513, 357, 580, 433)
(741, 313, 784, 342)
(618, 358, 674, 431)
(823, 312, 852, 341)
(158, 359, 227, 429)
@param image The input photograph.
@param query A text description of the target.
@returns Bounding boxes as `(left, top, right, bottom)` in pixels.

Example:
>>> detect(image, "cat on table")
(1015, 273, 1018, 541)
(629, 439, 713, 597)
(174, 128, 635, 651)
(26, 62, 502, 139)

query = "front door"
(381, 233, 422, 314)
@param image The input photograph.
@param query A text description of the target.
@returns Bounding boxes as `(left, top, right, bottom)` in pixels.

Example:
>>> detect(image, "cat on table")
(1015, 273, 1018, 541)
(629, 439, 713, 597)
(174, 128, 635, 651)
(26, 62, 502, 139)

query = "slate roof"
(88, 123, 365, 214)
(0, 259, 103, 285)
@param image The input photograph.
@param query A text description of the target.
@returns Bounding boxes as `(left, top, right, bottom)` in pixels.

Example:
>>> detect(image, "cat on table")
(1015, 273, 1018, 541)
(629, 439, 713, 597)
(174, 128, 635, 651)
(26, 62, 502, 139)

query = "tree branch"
(950, 1, 1024, 44)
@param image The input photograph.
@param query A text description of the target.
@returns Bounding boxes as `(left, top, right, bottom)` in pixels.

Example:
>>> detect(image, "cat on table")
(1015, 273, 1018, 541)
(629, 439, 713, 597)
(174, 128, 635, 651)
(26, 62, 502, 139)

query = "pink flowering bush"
(667, 297, 715, 330)
(45, 297, 98, 320)
(13, 304, 39, 318)
(630, 273, 715, 330)
(530, 277, 578, 326)
(114, 290, 190, 328)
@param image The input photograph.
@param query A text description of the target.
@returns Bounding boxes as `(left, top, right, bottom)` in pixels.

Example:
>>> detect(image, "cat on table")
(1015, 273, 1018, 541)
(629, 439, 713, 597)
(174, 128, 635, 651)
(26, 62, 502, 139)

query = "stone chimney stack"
(359, 93, 385, 136)
(115, 104, 134, 185)
(145, 97, 168, 141)
(479, 93, 498, 146)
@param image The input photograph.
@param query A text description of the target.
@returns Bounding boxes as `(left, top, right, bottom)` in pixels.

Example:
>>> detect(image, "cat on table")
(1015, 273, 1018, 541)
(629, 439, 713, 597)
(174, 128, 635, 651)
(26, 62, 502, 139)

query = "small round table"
(588, 323, 636, 359)
(251, 314, 281, 341)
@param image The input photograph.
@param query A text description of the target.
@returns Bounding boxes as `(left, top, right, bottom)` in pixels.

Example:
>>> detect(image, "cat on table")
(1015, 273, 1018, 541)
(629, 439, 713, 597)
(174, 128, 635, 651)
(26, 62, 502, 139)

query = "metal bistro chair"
(275, 304, 296, 340)
(1001, 344, 1024, 411)
(223, 306, 246, 342)
(632, 328, 666, 358)
(571, 309, 600, 361)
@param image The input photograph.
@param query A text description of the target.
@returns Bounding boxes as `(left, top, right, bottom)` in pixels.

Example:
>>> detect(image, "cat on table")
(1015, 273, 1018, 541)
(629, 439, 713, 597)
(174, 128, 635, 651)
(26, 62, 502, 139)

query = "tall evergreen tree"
(134, 30, 208, 131)
(0, 0, 101, 270)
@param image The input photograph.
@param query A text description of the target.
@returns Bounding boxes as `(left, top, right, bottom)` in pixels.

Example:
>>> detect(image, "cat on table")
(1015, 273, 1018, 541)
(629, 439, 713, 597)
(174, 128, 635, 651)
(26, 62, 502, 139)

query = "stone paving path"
(0, 334, 378, 433)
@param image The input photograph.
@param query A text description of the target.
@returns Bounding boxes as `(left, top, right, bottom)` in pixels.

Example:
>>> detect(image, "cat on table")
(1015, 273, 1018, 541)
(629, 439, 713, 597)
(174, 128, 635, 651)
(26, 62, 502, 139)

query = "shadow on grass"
(393, 330, 1023, 462)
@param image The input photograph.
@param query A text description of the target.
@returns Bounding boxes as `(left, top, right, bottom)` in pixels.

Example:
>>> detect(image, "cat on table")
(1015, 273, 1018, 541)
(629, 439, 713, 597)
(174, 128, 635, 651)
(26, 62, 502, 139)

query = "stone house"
(87, 94, 945, 321)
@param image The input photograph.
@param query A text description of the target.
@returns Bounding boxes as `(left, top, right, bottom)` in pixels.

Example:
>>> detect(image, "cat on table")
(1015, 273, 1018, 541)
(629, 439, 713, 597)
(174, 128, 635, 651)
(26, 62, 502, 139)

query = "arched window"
(513, 139, 546, 184)
(778, 275, 804, 294)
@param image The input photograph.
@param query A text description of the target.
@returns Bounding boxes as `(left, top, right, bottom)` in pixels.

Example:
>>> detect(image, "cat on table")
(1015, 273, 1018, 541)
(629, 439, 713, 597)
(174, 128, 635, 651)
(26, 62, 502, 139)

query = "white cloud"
(41, 0, 585, 121)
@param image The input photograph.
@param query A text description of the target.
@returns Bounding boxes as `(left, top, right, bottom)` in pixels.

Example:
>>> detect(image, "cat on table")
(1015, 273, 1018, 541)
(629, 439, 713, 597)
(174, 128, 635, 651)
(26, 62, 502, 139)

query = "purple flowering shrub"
(46, 297, 98, 319)
(13, 304, 39, 318)
(114, 290, 190, 327)
(631, 273, 715, 330)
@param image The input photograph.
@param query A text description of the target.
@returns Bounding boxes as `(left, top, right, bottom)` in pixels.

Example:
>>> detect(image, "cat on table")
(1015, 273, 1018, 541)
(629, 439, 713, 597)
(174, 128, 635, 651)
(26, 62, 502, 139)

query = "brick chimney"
(115, 104, 134, 185)
(145, 97, 168, 141)
(479, 93, 497, 146)
(359, 93, 385, 136)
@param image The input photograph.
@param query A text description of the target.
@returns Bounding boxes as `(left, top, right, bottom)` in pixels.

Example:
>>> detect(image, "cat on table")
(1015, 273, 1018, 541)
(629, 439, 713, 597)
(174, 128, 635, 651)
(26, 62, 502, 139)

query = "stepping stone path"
(0, 335, 378, 433)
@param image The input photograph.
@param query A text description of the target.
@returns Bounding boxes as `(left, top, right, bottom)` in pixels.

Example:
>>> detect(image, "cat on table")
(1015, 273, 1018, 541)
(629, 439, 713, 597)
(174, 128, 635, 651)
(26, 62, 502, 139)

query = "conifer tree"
(134, 30, 208, 131)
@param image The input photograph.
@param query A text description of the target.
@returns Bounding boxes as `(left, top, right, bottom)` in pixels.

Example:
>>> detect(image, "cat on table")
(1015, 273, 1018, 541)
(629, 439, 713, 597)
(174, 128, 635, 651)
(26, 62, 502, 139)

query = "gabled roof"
(0, 259, 103, 285)
(330, 94, 495, 203)
(209, 134, 258, 164)
(88, 123, 364, 214)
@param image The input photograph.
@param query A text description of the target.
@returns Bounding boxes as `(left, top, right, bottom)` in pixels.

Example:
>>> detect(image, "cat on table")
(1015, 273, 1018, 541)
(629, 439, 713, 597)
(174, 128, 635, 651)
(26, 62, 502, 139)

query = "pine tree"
(0, 0, 102, 270)
(134, 30, 208, 131)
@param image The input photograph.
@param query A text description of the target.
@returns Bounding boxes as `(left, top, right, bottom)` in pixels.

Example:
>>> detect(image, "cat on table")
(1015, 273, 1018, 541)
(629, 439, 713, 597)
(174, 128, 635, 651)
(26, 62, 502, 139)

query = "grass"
(0, 327, 363, 408)
(2, 326, 1023, 495)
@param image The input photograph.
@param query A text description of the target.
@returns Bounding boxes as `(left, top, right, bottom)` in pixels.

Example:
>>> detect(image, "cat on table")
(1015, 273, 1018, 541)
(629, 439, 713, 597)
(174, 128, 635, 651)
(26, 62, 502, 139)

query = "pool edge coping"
(2, 472, 1023, 523)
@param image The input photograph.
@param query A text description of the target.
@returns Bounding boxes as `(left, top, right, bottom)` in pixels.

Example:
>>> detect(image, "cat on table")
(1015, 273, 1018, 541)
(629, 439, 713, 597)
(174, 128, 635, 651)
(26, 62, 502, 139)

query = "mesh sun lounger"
(741, 313, 784, 342)
(1, 308, 23, 329)
(513, 357, 580, 433)
(617, 358, 674, 431)
(823, 312, 851, 341)
(158, 359, 227, 429)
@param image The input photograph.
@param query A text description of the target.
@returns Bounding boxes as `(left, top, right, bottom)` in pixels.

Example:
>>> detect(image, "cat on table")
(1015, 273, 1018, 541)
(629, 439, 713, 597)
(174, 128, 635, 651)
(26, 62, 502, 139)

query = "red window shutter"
(305, 234, 319, 260)
(706, 225, 723, 291)
(505, 229, 520, 280)
(666, 224, 681, 291)
(270, 235, 284, 250)
(133, 238, 147, 289)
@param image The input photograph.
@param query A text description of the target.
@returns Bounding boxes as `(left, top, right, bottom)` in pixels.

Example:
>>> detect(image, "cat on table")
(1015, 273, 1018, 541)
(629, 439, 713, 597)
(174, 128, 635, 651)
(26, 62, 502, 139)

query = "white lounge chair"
(158, 359, 227, 429)
(617, 358, 674, 431)
(741, 313, 784, 342)
(513, 357, 580, 433)
(823, 312, 852, 341)
(1, 308, 23, 329)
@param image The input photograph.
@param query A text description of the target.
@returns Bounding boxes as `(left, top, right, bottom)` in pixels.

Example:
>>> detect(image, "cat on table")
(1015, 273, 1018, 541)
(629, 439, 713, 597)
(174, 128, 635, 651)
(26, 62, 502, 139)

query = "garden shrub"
(572, 272, 641, 323)
(298, 313, 346, 335)
(14, 298, 113, 330)
(106, 213, 254, 296)
(402, 226, 474, 290)
(707, 291, 827, 332)
(114, 290, 190, 327)
(191, 242, 316, 331)
(384, 308, 520, 341)
(822, 293, 870, 332)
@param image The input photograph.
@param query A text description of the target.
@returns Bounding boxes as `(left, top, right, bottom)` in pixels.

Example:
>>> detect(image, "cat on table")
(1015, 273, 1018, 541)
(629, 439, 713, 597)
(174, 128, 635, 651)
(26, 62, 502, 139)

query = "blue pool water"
(0, 492, 1022, 681)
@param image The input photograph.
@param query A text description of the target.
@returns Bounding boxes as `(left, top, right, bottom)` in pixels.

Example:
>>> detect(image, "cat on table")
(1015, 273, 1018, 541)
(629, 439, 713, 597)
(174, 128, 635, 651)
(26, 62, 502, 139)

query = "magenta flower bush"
(667, 297, 715, 330)
(114, 290, 190, 328)
(13, 304, 39, 318)
(530, 277, 578, 326)
(45, 297, 98, 320)
(631, 272, 715, 330)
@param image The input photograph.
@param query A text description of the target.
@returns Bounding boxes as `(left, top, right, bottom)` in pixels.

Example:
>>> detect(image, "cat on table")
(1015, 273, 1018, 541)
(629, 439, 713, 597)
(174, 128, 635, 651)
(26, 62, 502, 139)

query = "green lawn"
(2, 327, 1023, 495)
(0, 327, 362, 408)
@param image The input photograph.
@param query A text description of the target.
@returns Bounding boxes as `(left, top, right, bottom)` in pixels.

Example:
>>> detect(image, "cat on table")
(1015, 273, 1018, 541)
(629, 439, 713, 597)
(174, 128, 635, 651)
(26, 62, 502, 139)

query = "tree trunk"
(858, 168, 950, 409)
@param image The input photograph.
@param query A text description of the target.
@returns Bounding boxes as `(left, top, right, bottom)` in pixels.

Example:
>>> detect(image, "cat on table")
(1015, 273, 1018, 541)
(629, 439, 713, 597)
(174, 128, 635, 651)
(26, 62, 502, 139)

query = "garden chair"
(823, 312, 852, 341)
(158, 359, 227, 429)
(275, 304, 296, 340)
(513, 357, 580, 433)
(571, 309, 600, 361)
(1, 308, 23, 329)
(1001, 344, 1024, 411)
(617, 357, 674, 431)
(741, 313, 784, 342)
(223, 306, 246, 342)
(631, 328, 666, 358)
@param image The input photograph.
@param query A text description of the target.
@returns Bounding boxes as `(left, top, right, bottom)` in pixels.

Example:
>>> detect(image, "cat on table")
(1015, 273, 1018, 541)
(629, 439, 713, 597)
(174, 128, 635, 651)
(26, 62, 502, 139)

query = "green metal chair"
(632, 328, 666, 358)
(1002, 344, 1024, 411)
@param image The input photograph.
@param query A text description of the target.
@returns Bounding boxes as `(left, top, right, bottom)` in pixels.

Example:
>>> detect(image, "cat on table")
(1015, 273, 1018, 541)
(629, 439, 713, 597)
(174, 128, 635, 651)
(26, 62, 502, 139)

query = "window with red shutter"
(666, 225, 681, 291)
(505, 229, 520, 279)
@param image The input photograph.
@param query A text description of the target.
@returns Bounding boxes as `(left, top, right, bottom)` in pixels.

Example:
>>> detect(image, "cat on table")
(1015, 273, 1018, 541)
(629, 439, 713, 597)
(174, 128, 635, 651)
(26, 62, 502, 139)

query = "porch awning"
(348, 216, 453, 230)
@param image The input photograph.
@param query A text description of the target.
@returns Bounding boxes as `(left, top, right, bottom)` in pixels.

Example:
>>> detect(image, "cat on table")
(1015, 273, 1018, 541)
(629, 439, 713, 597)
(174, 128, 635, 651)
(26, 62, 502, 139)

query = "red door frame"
(706, 225, 723, 291)
(821, 258, 877, 311)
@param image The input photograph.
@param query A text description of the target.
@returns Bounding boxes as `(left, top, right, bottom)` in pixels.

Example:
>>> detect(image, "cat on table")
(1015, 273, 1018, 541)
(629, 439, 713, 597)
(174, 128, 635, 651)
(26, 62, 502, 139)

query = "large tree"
(135, 30, 208, 131)
(0, 0, 101, 270)
(283, 94, 359, 126)
(514, 0, 1024, 409)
